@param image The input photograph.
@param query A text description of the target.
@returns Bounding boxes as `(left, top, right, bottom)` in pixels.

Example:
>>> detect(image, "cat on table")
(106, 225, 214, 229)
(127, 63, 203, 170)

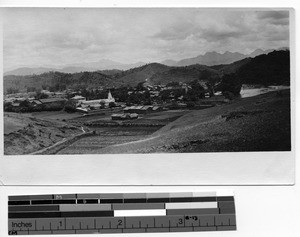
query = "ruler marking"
(8, 193, 236, 234)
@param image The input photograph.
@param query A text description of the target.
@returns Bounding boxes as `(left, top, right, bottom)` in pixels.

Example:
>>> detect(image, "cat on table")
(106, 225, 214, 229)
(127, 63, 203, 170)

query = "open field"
(85, 110, 187, 126)
(30, 111, 83, 121)
(58, 127, 159, 154)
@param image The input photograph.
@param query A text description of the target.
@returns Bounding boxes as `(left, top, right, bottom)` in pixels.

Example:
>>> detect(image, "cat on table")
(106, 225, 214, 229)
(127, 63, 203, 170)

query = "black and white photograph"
(2, 8, 292, 155)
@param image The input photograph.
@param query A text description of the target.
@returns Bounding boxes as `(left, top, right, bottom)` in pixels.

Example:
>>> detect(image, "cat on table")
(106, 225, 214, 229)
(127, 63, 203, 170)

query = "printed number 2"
(118, 220, 123, 226)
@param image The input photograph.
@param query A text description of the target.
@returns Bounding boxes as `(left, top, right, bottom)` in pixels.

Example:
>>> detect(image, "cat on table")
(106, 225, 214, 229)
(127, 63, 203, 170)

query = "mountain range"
(4, 60, 145, 76)
(161, 48, 282, 67)
(4, 48, 288, 76)
(3, 50, 290, 93)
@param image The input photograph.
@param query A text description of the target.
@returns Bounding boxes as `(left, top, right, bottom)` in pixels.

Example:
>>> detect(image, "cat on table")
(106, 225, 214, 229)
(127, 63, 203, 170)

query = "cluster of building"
(4, 92, 68, 110)
(4, 89, 117, 112)
(123, 105, 163, 114)
(111, 105, 164, 120)
(111, 113, 139, 120)
(73, 91, 116, 113)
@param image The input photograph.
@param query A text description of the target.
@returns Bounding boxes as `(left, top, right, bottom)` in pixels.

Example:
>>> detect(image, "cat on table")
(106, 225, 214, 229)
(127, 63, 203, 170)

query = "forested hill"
(236, 50, 290, 86)
(3, 50, 290, 94)
(3, 63, 222, 93)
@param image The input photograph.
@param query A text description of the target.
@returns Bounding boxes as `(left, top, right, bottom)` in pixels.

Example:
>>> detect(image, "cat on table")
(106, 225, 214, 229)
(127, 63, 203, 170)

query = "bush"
(223, 91, 235, 100)
(186, 102, 195, 108)
(64, 100, 77, 113)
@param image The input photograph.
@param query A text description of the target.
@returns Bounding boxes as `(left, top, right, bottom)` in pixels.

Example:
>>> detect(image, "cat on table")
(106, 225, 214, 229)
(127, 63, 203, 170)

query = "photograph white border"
(0, 1, 296, 185)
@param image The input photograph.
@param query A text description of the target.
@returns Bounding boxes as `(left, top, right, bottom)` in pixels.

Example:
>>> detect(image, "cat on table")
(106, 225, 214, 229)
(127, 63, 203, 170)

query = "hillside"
(236, 50, 290, 86)
(210, 58, 251, 76)
(111, 63, 171, 86)
(4, 71, 114, 92)
(3, 63, 221, 92)
(3, 50, 290, 93)
(96, 89, 291, 153)
(4, 113, 83, 155)
(150, 64, 220, 85)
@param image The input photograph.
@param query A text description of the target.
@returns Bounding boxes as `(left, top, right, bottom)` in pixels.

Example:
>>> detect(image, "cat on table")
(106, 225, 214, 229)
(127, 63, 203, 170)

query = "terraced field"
(57, 127, 159, 154)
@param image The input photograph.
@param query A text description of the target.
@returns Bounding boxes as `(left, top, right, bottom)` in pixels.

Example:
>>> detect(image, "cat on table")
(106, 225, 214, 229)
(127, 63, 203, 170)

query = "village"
(3, 80, 228, 124)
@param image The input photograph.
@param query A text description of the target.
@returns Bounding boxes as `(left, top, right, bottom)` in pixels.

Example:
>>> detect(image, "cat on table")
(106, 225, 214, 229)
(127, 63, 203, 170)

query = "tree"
(166, 81, 180, 87)
(64, 100, 77, 113)
(185, 80, 205, 101)
(19, 100, 30, 108)
(109, 102, 116, 108)
(27, 87, 37, 93)
(136, 82, 145, 91)
(100, 101, 106, 109)
(6, 87, 19, 94)
(36, 92, 49, 99)
(4, 102, 13, 112)
(219, 73, 242, 97)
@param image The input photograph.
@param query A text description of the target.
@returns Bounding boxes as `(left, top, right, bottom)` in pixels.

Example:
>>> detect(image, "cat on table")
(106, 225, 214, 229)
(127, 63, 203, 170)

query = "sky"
(3, 8, 290, 71)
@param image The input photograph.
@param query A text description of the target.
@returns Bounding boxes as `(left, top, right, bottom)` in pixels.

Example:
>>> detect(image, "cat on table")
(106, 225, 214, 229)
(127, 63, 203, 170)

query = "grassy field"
(30, 111, 83, 121)
(94, 89, 291, 153)
(58, 127, 159, 154)
(4, 113, 30, 134)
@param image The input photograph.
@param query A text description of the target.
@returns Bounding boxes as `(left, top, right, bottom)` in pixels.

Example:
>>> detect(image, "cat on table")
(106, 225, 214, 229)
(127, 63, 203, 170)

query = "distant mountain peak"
(161, 48, 281, 67)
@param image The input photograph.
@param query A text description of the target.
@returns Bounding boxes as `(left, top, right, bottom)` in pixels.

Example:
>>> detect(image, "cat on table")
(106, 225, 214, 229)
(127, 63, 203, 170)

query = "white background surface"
(1, 185, 299, 237)
(0, 0, 299, 236)
(0, 4, 296, 186)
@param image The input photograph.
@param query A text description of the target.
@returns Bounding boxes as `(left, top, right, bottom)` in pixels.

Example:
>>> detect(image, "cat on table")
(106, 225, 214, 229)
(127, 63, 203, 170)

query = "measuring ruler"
(8, 192, 236, 235)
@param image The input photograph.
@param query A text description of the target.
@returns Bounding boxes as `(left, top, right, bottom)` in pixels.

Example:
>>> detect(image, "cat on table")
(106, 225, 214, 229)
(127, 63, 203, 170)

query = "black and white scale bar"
(8, 192, 236, 235)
